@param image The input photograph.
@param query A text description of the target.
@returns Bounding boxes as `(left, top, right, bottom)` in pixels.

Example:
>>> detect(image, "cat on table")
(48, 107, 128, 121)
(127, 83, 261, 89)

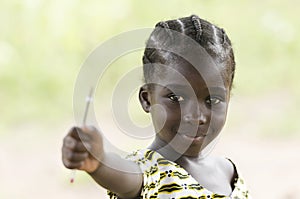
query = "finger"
(62, 147, 89, 163)
(63, 136, 76, 149)
(63, 136, 91, 152)
(62, 158, 83, 169)
(63, 149, 89, 162)
(81, 125, 103, 138)
(68, 127, 90, 142)
(69, 152, 89, 162)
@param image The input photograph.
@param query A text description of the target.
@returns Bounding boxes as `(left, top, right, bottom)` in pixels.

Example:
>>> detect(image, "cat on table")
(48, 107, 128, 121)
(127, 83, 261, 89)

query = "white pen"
(70, 87, 94, 183)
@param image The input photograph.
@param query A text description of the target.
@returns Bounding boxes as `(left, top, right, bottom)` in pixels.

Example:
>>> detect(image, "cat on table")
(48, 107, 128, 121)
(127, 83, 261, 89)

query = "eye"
(168, 94, 185, 102)
(205, 96, 222, 105)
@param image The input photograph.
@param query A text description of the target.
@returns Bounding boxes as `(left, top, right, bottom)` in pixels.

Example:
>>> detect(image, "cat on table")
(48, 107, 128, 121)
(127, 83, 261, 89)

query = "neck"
(148, 136, 183, 162)
(148, 136, 211, 162)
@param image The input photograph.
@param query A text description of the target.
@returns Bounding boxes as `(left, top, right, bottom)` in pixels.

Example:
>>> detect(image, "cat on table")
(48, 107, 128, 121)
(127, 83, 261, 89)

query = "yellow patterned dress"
(108, 149, 251, 199)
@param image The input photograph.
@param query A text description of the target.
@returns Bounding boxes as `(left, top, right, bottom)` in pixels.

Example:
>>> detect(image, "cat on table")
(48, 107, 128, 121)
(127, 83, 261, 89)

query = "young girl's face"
(141, 59, 230, 156)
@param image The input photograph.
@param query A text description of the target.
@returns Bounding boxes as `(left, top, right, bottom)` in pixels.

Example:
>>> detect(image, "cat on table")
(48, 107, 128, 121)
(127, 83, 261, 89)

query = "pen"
(70, 87, 94, 183)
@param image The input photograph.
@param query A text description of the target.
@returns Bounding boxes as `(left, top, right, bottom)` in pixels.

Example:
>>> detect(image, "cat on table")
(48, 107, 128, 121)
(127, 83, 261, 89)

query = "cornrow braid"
(221, 28, 226, 45)
(191, 15, 203, 42)
(153, 21, 175, 46)
(156, 21, 169, 29)
(176, 19, 185, 34)
(143, 15, 236, 90)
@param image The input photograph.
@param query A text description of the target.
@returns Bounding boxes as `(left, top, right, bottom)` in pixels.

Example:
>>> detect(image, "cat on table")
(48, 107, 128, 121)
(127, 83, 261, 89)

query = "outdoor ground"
(1, 123, 299, 199)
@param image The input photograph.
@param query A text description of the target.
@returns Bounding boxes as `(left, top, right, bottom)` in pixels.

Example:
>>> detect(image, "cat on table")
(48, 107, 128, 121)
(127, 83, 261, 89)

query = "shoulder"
(213, 156, 236, 182)
(212, 157, 251, 198)
(125, 149, 163, 172)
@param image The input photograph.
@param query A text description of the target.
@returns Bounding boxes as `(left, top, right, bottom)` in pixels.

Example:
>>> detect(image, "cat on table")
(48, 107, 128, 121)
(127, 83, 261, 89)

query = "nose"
(182, 103, 207, 125)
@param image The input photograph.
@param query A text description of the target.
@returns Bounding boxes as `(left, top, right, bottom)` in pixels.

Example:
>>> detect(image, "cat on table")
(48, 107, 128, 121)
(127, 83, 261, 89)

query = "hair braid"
(142, 15, 236, 89)
(221, 28, 226, 45)
(191, 15, 203, 42)
(156, 21, 169, 29)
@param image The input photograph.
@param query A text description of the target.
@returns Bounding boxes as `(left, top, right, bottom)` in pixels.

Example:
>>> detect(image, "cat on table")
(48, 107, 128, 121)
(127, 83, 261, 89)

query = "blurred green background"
(1, 0, 299, 198)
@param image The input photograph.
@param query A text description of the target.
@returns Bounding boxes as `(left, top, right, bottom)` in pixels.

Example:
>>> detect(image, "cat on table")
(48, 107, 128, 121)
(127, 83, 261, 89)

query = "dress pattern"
(108, 149, 251, 199)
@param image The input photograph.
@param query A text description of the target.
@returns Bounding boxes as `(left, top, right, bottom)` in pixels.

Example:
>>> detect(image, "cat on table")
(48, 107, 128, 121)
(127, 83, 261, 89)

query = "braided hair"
(142, 15, 235, 90)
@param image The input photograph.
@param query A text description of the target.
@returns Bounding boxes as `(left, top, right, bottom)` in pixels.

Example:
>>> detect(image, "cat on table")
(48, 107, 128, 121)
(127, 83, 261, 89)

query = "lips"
(178, 133, 206, 143)
(179, 133, 207, 138)
(177, 130, 208, 142)
(174, 125, 208, 140)
(177, 128, 208, 138)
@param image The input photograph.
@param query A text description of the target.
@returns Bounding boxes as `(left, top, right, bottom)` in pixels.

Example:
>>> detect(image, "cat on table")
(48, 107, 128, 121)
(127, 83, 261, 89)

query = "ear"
(139, 84, 152, 113)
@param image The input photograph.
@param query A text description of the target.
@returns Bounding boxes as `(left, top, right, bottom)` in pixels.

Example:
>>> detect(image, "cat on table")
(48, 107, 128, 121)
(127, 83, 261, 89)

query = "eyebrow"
(207, 87, 227, 93)
(164, 84, 227, 93)
(164, 84, 190, 90)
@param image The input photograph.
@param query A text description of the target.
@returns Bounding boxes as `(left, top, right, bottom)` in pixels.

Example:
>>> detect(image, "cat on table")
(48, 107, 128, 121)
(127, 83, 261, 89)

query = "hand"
(62, 126, 104, 173)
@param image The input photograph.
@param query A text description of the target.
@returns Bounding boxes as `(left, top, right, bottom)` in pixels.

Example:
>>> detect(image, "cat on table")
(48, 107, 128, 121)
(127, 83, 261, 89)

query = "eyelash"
(167, 94, 185, 102)
(167, 94, 224, 106)
(205, 96, 223, 106)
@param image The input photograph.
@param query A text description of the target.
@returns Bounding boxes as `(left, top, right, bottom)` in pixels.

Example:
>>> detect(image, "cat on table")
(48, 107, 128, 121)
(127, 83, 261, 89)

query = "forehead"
(151, 60, 227, 91)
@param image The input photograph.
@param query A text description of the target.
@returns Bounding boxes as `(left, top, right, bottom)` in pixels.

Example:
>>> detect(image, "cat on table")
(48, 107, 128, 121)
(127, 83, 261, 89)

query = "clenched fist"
(62, 126, 104, 173)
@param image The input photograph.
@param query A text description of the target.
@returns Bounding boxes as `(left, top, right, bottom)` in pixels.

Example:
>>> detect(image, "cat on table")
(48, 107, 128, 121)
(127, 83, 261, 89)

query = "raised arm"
(62, 126, 143, 198)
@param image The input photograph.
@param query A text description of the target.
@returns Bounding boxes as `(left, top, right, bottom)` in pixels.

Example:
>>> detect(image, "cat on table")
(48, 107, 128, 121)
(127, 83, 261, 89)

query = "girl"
(62, 15, 251, 198)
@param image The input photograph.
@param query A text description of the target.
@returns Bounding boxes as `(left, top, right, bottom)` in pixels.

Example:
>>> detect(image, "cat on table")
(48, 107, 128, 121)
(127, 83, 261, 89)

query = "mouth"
(178, 133, 207, 142)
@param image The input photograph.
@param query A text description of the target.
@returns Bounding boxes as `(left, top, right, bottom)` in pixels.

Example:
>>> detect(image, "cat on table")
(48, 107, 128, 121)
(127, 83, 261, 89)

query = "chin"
(169, 136, 203, 157)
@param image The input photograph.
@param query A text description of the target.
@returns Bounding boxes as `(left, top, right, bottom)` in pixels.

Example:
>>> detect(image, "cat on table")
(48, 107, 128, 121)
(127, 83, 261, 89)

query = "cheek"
(150, 102, 181, 133)
(203, 113, 227, 148)
(210, 108, 228, 133)
(150, 103, 168, 132)
(164, 103, 182, 123)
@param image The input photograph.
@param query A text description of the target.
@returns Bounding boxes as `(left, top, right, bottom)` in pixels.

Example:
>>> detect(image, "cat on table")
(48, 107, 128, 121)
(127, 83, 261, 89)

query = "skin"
(62, 58, 235, 198)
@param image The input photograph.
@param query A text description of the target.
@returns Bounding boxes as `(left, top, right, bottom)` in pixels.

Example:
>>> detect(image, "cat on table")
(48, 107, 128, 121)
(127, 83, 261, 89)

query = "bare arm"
(62, 126, 143, 198)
